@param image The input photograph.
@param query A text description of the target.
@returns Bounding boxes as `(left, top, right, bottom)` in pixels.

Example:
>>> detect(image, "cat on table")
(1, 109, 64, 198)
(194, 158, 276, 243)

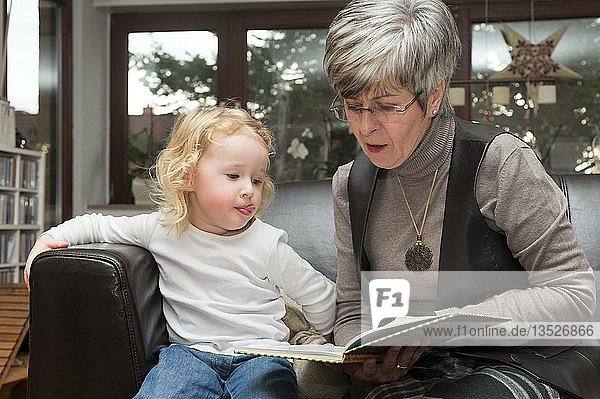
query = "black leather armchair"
(28, 180, 337, 399)
(27, 175, 600, 399)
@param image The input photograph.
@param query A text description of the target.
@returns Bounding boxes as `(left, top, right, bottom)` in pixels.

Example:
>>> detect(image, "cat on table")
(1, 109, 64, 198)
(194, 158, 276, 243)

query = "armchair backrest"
(261, 179, 337, 281)
(552, 174, 600, 272)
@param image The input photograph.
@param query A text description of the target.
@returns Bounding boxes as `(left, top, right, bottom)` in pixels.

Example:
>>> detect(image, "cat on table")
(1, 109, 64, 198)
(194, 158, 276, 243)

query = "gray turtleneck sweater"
(332, 115, 596, 346)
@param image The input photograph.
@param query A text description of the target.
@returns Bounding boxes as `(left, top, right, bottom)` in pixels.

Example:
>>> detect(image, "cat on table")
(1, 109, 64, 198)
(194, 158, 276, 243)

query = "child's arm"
(24, 233, 69, 289)
(268, 238, 336, 335)
(24, 212, 159, 289)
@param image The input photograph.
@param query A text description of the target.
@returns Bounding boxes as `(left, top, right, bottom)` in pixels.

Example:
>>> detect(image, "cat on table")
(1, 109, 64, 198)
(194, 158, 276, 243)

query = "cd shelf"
(0, 146, 45, 283)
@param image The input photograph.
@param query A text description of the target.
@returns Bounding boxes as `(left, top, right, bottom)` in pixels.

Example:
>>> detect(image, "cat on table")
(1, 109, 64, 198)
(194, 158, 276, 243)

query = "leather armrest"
(28, 243, 168, 399)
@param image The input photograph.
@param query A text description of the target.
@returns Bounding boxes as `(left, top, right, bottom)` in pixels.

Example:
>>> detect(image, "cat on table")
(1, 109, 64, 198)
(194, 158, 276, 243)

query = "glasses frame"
(329, 92, 422, 123)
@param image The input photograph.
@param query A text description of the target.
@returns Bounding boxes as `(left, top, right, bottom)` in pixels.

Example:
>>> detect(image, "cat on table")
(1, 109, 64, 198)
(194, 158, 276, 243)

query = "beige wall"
(72, 0, 110, 215)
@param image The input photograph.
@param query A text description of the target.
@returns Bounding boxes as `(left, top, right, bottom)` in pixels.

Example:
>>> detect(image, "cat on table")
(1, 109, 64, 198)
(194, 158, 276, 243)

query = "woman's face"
(345, 85, 443, 169)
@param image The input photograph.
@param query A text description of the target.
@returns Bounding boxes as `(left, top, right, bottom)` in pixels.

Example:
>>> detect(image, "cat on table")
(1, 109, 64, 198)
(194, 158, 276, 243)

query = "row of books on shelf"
(20, 231, 37, 263)
(0, 155, 39, 189)
(0, 192, 14, 224)
(0, 268, 16, 283)
(0, 231, 14, 263)
(20, 194, 39, 224)
(0, 192, 39, 225)
(0, 155, 15, 187)
(0, 266, 24, 283)
(0, 99, 16, 148)
(0, 231, 37, 264)
(21, 158, 39, 189)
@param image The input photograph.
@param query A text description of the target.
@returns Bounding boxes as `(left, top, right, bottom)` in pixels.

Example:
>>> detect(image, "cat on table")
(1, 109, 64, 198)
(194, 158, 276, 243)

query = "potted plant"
(127, 128, 162, 205)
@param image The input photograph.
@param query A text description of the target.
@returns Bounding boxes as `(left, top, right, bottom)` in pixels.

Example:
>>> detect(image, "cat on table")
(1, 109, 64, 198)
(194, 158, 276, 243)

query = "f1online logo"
(369, 279, 410, 328)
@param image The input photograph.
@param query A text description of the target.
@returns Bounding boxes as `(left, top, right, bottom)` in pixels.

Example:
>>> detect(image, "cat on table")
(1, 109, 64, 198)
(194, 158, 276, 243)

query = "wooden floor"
(0, 354, 27, 399)
(0, 285, 29, 399)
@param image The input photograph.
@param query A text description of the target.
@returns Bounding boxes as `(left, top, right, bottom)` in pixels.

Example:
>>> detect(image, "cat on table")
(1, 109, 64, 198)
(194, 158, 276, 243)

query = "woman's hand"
(24, 234, 69, 289)
(332, 344, 427, 384)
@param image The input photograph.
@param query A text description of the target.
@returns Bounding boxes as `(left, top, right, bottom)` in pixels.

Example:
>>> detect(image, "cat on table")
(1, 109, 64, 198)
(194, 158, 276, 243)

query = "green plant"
(127, 129, 163, 178)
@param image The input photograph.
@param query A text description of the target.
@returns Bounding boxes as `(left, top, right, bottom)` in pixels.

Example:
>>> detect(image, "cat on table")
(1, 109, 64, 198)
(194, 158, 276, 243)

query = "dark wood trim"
(60, 0, 73, 220)
(216, 15, 230, 101)
(110, 15, 129, 203)
(109, 12, 221, 32)
(463, 0, 600, 22)
(230, 9, 339, 29)
(453, 6, 472, 120)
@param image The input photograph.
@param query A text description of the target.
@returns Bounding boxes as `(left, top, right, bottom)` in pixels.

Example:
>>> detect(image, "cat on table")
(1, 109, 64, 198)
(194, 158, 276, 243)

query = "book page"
(345, 312, 511, 352)
(235, 342, 348, 363)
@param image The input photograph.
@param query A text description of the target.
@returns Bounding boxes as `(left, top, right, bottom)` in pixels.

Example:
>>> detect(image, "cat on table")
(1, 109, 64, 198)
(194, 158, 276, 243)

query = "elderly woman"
(324, 0, 596, 398)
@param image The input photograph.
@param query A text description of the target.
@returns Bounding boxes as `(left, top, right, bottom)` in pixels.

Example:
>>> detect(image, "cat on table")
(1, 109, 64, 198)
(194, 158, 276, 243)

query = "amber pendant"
(405, 237, 433, 271)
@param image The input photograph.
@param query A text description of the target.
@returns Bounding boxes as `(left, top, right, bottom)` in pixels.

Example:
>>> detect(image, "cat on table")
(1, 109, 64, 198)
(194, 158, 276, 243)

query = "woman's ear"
(427, 80, 446, 118)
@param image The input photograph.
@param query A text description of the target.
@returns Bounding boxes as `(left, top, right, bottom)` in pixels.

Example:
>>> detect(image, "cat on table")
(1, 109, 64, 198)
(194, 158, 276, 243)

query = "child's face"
(187, 128, 269, 235)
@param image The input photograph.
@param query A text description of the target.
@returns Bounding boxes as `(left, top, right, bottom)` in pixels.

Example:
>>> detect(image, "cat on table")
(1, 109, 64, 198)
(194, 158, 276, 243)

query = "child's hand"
(24, 234, 69, 290)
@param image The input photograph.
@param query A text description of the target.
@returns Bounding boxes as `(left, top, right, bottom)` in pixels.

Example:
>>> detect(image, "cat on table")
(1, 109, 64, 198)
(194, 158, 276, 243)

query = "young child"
(24, 105, 336, 399)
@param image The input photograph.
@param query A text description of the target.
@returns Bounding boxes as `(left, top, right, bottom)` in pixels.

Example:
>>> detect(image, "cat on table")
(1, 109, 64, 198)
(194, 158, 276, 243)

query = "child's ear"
(182, 173, 194, 191)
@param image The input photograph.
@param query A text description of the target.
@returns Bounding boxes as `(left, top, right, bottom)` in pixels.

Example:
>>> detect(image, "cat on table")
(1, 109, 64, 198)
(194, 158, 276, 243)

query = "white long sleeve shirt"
(46, 213, 336, 354)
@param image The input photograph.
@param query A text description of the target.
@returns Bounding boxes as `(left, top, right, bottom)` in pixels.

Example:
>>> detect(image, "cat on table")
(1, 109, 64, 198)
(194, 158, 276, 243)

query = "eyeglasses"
(329, 92, 422, 123)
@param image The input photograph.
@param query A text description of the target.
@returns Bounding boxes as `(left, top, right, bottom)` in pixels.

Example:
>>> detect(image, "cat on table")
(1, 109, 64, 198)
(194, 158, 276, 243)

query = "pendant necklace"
(396, 167, 439, 271)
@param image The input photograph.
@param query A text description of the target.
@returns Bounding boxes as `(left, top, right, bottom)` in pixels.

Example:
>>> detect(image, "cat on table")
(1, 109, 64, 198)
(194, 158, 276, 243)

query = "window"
(246, 29, 355, 182)
(126, 31, 218, 201)
(469, 17, 600, 174)
(110, 8, 344, 203)
(6, 0, 71, 225)
(111, 4, 598, 204)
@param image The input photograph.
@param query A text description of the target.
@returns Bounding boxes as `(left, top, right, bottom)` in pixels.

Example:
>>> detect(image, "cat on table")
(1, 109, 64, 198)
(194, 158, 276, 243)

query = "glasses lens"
(330, 105, 348, 122)
(330, 92, 419, 123)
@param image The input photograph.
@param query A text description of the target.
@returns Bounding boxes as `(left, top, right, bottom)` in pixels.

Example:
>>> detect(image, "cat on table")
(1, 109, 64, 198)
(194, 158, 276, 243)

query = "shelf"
(0, 148, 45, 283)
(0, 146, 43, 157)
(0, 225, 41, 231)
(2, 353, 28, 385)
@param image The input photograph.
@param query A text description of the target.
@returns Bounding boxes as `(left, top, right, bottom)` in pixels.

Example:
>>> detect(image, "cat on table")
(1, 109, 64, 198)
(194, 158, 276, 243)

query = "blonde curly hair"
(150, 106, 276, 236)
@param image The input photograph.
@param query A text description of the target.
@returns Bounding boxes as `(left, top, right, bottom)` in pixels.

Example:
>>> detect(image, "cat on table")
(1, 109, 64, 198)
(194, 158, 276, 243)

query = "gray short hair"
(324, 0, 462, 116)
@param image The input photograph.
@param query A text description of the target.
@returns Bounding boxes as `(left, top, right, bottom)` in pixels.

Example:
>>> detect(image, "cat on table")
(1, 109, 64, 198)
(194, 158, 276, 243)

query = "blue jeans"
(134, 344, 297, 399)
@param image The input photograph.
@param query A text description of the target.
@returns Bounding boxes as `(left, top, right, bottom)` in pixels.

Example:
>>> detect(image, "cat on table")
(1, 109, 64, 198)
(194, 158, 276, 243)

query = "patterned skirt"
(362, 349, 565, 399)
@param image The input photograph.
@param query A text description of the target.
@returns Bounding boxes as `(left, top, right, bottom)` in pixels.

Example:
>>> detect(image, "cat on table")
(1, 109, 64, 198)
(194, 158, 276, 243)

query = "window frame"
(109, 8, 340, 203)
(109, 1, 599, 203)
(450, 0, 600, 120)
(3, 0, 73, 221)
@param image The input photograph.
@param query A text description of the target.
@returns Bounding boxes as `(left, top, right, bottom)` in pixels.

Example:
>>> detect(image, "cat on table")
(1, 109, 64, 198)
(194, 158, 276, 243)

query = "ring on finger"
(395, 363, 409, 370)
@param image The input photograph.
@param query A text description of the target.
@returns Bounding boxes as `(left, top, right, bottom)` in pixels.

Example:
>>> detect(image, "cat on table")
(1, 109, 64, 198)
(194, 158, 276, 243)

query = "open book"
(234, 312, 511, 363)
